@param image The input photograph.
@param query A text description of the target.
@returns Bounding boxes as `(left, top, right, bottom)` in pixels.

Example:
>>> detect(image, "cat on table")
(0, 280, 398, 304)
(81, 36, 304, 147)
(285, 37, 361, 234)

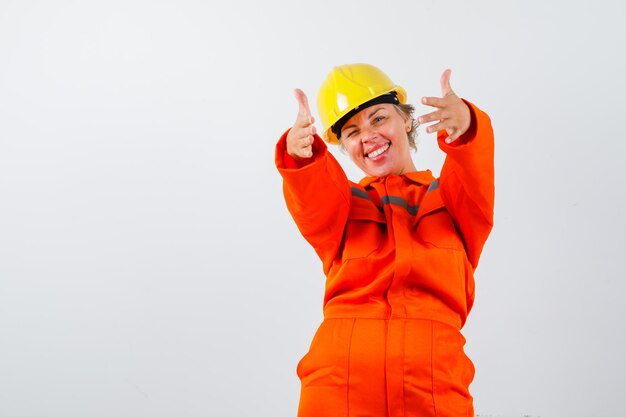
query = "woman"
(275, 63, 494, 417)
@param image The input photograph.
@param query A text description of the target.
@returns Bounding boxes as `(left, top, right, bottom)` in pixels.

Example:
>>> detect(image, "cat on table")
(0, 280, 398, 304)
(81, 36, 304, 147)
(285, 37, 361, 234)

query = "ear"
(405, 116, 412, 132)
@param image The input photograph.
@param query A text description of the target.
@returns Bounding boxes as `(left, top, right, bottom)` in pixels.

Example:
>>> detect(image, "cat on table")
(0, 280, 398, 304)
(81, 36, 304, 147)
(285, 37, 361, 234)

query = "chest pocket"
(414, 188, 465, 251)
(341, 195, 387, 261)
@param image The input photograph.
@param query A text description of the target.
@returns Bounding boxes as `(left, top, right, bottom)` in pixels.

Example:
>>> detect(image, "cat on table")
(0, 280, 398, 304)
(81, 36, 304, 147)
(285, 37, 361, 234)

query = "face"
(340, 104, 415, 177)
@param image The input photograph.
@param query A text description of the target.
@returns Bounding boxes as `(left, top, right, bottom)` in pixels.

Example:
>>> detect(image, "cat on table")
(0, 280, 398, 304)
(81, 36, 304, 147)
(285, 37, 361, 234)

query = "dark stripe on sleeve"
(427, 179, 440, 193)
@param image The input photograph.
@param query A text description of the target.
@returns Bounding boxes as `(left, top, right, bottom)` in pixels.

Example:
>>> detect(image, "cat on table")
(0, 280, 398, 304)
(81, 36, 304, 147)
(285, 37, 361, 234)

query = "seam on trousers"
(400, 319, 406, 417)
(383, 320, 389, 417)
(430, 321, 437, 417)
(346, 318, 356, 417)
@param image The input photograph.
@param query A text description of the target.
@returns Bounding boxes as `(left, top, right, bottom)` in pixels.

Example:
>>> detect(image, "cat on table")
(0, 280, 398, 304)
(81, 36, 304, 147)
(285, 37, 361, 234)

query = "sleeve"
(275, 129, 352, 269)
(437, 100, 495, 269)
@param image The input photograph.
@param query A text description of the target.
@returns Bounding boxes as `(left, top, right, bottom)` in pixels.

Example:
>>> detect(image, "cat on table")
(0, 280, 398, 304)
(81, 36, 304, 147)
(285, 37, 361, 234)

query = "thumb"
(440, 69, 454, 97)
(294, 88, 312, 119)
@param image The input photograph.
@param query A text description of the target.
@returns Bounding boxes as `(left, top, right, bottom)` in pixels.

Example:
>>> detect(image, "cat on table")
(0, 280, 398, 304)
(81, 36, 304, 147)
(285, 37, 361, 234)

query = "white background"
(1, 1, 625, 416)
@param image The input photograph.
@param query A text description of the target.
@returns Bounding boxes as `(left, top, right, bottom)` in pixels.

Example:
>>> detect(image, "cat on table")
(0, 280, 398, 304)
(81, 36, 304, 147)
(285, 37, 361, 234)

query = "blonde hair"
(395, 103, 418, 151)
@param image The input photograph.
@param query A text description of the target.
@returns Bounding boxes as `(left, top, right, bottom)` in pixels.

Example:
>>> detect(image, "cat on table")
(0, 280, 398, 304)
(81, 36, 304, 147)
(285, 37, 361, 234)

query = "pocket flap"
(348, 190, 386, 223)
(414, 185, 446, 225)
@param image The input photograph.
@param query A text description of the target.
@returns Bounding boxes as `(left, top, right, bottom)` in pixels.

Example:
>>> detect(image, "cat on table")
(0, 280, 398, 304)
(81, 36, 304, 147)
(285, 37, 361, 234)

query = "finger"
(294, 124, 316, 137)
(290, 126, 316, 150)
(299, 135, 313, 147)
(424, 119, 452, 134)
(421, 96, 449, 108)
(440, 68, 455, 97)
(417, 109, 449, 124)
(294, 89, 316, 128)
(446, 127, 458, 140)
(293, 118, 308, 129)
(445, 130, 460, 144)
(298, 136, 314, 158)
(294, 88, 312, 118)
(293, 114, 316, 129)
(300, 132, 316, 146)
(425, 120, 459, 143)
(287, 131, 314, 159)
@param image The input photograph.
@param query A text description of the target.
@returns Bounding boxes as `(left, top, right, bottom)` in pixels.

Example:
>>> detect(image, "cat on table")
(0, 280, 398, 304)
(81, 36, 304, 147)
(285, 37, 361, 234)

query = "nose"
(360, 125, 377, 143)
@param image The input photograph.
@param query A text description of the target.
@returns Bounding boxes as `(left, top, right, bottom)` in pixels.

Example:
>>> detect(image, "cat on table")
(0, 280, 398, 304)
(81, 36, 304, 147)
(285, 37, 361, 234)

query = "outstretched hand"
(286, 89, 316, 159)
(418, 69, 471, 144)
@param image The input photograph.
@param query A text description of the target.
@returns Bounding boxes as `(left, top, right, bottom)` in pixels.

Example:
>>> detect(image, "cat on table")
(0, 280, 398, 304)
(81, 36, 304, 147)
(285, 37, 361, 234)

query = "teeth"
(368, 144, 389, 158)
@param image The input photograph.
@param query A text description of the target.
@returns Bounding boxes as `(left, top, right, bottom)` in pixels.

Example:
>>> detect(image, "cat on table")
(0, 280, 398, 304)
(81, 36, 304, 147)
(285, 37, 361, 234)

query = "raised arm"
(276, 90, 352, 270)
(419, 70, 495, 268)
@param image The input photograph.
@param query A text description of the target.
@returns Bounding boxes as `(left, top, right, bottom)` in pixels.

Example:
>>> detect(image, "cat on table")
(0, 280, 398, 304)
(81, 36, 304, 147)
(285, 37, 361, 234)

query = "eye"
(373, 116, 386, 124)
(344, 129, 357, 138)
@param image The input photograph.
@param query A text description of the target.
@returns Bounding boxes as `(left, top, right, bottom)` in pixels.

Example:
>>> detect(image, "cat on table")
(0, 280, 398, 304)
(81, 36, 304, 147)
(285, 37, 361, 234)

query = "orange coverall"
(276, 101, 494, 417)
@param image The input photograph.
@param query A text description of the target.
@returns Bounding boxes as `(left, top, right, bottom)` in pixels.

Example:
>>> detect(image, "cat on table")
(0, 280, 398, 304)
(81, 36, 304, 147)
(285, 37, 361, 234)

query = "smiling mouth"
(367, 143, 390, 159)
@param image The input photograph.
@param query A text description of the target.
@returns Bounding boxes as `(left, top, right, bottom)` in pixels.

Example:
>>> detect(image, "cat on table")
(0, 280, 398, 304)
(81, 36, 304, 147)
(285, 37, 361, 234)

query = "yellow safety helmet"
(317, 63, 407, 144)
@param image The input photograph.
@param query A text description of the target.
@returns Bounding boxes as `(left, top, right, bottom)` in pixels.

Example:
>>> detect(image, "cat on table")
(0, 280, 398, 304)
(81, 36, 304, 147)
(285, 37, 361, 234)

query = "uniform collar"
(358, 170, 435, 187)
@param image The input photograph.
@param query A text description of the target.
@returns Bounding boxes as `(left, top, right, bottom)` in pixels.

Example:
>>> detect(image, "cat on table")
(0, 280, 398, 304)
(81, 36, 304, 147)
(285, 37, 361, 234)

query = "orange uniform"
(276, 101, 494, 417)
